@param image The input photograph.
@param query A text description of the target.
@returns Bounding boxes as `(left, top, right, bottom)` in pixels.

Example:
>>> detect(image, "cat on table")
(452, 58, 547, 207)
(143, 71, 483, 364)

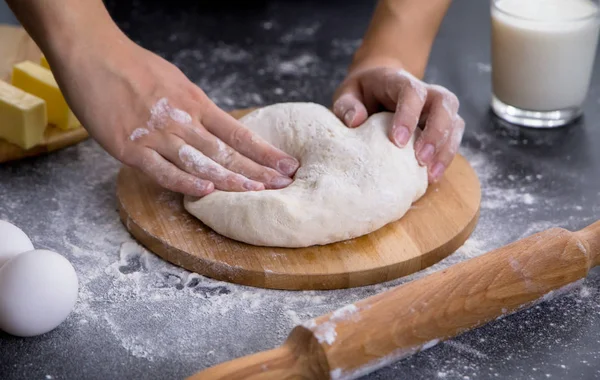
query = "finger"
(389, 71, 428, 148)
(332, 87, 369, 128)
(429, 115, 465, 182)
(153, 133, 266, 192)
(202, 106, 299, 177)
(137, 148, 214, 197)
(178, 124, 293, 189)
(210, 137, 293, 189)
(414, 86, 460, 167)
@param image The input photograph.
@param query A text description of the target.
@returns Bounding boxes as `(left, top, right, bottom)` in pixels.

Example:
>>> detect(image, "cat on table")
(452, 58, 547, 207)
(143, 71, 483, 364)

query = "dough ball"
(0, 249, 79, 337)
(0, 220, 34, 268)
(185, 102, 428, 248)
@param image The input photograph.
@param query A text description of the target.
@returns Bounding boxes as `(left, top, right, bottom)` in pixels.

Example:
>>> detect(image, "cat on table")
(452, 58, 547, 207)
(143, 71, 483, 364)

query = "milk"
(492, 0, 600, 112)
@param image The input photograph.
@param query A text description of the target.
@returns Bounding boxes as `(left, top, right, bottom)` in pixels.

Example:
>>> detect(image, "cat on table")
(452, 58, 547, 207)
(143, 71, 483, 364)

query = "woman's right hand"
(47, 36, 299, 197)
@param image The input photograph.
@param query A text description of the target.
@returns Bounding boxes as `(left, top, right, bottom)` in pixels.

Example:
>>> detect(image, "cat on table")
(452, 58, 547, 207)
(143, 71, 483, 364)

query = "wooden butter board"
(0, 25, 88, 163)
(118, 108, 481, 290)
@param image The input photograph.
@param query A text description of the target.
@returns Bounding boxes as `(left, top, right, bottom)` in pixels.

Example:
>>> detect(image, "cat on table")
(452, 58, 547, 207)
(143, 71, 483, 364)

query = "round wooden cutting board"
(117, 108, 481, 290)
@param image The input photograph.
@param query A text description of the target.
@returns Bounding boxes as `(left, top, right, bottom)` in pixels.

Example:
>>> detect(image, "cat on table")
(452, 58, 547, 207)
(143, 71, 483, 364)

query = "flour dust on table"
(185, 103, 428, 247)
(4, 0, 600, 375)
(1, 124, 597, 379)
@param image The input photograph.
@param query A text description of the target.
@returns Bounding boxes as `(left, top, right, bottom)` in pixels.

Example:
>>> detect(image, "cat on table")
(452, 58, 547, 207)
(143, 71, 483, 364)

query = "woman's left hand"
(333, 64, 465, 183)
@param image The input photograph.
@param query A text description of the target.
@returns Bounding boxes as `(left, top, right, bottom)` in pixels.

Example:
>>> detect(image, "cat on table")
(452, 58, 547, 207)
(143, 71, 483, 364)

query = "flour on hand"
(184, 102, 428, 247)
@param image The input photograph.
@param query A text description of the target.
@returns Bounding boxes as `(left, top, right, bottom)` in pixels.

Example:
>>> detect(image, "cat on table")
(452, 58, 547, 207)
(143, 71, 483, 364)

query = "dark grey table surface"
(1, 1, 600, 379)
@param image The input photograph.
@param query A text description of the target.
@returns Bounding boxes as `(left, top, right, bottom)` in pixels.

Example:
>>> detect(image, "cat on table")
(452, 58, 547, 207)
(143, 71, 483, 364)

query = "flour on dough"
(184, 102, 428, 247)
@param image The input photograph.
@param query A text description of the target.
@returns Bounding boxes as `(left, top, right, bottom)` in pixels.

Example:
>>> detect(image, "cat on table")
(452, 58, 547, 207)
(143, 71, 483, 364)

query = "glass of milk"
(491, 0, 600, 128)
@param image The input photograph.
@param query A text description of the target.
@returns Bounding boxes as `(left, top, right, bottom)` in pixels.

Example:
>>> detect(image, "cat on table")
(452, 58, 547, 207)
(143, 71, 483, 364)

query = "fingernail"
(393, 126, 410, 147)
(243, 181, 264, 191)
(277, 157, 299, 176)
(430, 162, 445, 182)
(417, 144, 435, 166)
(344, 109, 356, 126)
(270, 176, 293, 189)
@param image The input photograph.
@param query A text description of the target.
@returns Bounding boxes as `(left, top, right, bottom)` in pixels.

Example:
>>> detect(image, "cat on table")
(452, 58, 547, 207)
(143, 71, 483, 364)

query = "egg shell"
(0, 249, 79, 337)
(0, 220, 34, 268)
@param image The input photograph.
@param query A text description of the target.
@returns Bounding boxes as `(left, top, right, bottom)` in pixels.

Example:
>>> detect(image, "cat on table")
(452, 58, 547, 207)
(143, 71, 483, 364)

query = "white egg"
(0, 220, 34, 268)
(0, 249, 79, 337)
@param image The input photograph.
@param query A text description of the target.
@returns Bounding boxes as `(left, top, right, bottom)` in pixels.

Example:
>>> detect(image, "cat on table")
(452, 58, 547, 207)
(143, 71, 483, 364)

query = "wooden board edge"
(118, 200, 479, 290)
(0, 127, 89, 164)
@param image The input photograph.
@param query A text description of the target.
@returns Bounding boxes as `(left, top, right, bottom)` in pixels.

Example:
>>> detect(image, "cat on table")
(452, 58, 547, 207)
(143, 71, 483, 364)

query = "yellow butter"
(12, 61, 79, 130)
(0, 80, 47, 149)
(40, 55, 50, 70)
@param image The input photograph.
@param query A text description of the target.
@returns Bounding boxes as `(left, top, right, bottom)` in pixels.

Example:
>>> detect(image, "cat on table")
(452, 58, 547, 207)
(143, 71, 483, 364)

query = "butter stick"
(12, 61, 79, 130)
(0, 80, 47, 149)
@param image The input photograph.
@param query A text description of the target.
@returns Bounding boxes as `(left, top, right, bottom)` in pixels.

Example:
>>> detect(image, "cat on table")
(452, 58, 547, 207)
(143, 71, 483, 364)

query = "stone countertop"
(1, 0, 600, 379)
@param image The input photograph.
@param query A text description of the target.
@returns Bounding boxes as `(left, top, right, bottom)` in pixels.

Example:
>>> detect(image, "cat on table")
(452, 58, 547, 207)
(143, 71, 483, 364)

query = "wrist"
(352, 0, 452, 80)
(348, 54, 406, 75)
(350, 44, 429, 80)
(46, 13, 125, 64)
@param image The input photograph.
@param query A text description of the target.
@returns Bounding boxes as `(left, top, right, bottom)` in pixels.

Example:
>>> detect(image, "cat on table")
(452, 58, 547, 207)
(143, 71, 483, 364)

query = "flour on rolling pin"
(301, 268, 587, 380)
(323, 279, 585, 380)
(302, 304, 361, 345)
(498, 279, 585, 319)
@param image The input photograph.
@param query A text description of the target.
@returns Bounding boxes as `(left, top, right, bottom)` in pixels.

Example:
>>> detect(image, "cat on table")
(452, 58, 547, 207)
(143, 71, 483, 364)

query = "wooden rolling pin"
(190, 221, 600, 380)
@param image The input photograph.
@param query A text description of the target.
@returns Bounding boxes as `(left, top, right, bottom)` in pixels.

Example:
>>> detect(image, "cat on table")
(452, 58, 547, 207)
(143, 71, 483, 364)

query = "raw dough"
(184, 103, 428, 247)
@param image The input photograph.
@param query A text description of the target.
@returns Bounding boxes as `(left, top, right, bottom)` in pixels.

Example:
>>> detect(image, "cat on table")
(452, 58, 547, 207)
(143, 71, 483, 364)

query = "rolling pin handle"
(576, 220, 600, 267)
(187, 346, 294, 380)
(187, 327, 328, 380)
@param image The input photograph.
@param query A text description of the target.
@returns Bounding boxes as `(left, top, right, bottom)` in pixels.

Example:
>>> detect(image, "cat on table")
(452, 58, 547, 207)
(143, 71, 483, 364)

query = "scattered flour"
(178, 144, 229, 181)
(284, 309, 303, 325)
(169, 108, 192, 124)
(147, 97, 170, 130)
(129, 128, 150, 141)
(3, 11, 600, 379)
(2, 123, 597, 379)
(211, 44, 251, 62)
(129, 98, 193, 141)
(261, 20, 274, 30)
(331, 39, 362, 57)
(523, 193, 536, 205)
(475, 62, 492, 73)
(280, 22, 321, 43)
(445, 341, 488, 359)
(278, 53, 319, 75)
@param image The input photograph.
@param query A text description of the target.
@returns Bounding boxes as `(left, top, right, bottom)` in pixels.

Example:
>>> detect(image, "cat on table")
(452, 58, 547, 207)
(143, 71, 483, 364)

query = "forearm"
(5, 0, 124, 63)
(352, 0, 452, 78)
